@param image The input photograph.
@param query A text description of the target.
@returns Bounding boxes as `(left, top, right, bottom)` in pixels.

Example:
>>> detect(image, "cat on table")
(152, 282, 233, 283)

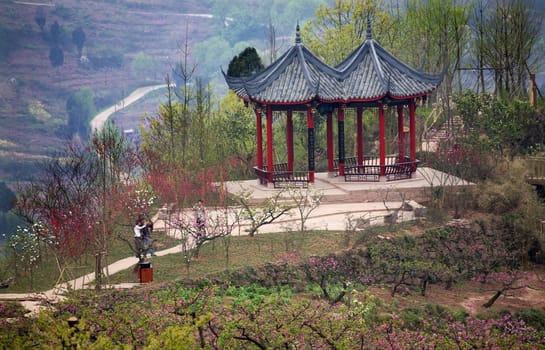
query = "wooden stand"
(138, 262, 153, 283)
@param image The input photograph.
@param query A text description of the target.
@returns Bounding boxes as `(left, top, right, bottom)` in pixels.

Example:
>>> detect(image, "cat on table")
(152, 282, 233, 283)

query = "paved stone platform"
(224, 167, 472, 205)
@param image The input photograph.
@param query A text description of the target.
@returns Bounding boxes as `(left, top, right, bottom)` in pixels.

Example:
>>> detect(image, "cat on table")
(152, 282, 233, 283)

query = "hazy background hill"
(0, 0, 323, 182)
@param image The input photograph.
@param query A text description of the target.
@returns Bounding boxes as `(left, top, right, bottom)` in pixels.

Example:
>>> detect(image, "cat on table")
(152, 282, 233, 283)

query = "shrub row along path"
(0, 201, 416, 315)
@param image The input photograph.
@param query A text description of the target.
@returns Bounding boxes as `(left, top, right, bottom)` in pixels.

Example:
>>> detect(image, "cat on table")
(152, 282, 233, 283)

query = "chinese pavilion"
(224, 21, 444, 187)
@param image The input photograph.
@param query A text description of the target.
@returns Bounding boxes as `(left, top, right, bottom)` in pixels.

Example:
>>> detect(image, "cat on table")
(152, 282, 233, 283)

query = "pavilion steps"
(426, 115, 464, 142)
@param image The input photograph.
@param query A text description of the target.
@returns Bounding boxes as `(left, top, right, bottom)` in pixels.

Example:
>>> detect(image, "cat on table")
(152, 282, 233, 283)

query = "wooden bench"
(385, 161, 418, 181)
(254, 166, 269, 186)
(344, 164, 381, 182)
(256, 163, 309, 188)
(273, 170, 309, 188)
(334, 156, 357, 174)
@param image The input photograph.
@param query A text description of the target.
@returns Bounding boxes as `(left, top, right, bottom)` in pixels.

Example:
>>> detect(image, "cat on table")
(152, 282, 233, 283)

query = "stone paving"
(224, 167, 472, 205)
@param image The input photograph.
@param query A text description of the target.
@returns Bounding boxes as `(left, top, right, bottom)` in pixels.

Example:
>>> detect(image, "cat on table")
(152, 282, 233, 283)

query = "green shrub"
(476, 181, 523, 214)
(476, 159, 544, 215)
(400, 307, 427, 329)
(0, 301, 26, 318)
(515, 308, 545, 331)
(88, 48, 124, 69)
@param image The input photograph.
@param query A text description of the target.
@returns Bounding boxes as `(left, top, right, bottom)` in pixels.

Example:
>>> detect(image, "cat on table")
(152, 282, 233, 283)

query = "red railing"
(254, 165, 309, 188)
(340, 155, 419, 182)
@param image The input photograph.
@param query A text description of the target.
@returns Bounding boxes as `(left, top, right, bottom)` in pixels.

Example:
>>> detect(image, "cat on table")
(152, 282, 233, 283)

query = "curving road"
(90, 84, 168, 132)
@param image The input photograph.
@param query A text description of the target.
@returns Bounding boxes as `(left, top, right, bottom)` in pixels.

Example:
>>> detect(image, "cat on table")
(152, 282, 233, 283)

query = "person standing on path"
(142, 219, 155, 256)
(193, 199, 206, 242)
(134, 218, 146, 260)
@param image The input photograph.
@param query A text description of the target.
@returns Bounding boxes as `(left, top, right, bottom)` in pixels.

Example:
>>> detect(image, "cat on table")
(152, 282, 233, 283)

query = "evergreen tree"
(227, 47, 264, 77)
(66, 88, 96, 139)
(0, 182, 15, 213)
(72, 27, 86, 57)
(49, 20, 61, 45)
(49, 45, 64, 67)
(35, 8, 46, 32)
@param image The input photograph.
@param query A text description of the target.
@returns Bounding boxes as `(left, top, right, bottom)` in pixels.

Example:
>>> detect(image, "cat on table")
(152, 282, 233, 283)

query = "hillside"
(0, 0, 323, 182)
(0, 0, 216, 181)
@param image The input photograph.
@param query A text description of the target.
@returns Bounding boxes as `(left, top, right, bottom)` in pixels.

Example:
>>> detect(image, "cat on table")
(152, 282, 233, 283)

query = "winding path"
(90, 84, 167, 131)
(0, 201, 415, 315)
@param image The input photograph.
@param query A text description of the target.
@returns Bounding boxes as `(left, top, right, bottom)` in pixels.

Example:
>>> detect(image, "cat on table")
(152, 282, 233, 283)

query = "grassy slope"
(0, 0, 214, 181)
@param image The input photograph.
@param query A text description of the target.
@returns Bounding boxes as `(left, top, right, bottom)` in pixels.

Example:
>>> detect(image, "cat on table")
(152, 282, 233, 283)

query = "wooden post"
(327, 111, 334, 173)
(307, 106, 315, 183)
(266, 105, 274, 183)
(379, 102, 385, 176)
(409, 99, 416, 162)
(397, 105, 404, 162)
(254, 106, 263, 169)
(287, 110, 294, 172)
(95, 252, 102, 291)
(530, 73, 537, 108)
(357, 107, 364, 165)
(337, 106, 345, 176)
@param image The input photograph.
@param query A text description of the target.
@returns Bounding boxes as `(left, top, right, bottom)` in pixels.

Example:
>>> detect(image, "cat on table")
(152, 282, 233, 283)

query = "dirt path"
(90, 84, 167, 131)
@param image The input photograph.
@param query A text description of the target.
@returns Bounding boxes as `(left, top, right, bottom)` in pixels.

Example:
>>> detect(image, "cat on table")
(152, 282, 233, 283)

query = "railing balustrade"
(254, 155, 418, 186)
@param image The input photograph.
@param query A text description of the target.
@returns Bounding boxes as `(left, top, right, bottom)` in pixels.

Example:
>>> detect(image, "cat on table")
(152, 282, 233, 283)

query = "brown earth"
(370, 209, 545, 316)
(368, 269, 545, 317)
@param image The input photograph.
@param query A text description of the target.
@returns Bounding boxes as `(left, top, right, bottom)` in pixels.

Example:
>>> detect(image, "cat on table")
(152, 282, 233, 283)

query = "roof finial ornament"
(295, 22, 301, 44)
(366, 15, 372, 40)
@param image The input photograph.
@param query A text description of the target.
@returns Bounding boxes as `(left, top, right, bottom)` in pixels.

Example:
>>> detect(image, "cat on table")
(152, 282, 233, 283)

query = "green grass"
(1, 220, 427, 292)
(0, 231, 180, 293)
(107, 230, 351, 284)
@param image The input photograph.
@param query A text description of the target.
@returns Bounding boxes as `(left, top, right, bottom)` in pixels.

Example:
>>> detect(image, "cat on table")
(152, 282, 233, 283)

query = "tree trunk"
(420, 277, 428, 296)
(482, 290, 502, 308)
(95, 252, 102, 291)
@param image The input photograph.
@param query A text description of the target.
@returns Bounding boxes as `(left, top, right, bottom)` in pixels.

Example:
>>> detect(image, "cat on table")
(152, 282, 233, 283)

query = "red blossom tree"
(16, 123, 140, 289)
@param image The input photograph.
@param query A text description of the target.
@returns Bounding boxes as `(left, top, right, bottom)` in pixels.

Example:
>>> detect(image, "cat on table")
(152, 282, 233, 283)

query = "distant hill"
(0, 0, 322, 182)
(0, 0, 217, 181)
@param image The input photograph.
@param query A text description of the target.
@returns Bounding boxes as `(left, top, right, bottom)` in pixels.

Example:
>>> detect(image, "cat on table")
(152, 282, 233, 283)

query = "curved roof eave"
(389, 90, 439, 100)
(296, 45, 317, 93)
(318, 94, 387, 104)
(335, 40, 369, 72)
(249, 96, 316, 106)
(373, 42, 444, 86)
(243, 47, 299, 96)
(225, 44, 343, 104)
(335, 38, 444, 95)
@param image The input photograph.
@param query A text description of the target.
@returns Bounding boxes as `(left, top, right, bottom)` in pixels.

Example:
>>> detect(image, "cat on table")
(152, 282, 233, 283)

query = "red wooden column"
(326, 111, 334, 173)
(356, 107, 364, 165)
(307, 106, 315, 183)
(378, 102, 386, 176)
(409, 99, 416, 162)
(397, 105, 405, 162)
(266, 105, 274, 183)
(337, 106, 345, 176)
(254, 106, 263, 169)
(286, 110, 294, 172)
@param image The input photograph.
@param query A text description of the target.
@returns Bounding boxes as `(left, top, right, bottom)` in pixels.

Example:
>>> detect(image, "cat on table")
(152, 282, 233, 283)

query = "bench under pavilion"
(224, 21, 444, 188)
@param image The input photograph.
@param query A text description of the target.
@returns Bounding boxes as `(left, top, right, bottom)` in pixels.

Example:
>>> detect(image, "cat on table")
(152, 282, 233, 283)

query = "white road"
(90, 84, 167, 131)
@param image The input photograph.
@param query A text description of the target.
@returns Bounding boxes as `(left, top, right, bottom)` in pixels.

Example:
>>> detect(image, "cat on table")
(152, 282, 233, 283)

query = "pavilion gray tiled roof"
(223, 24, 340, 104)
(223, 22, 444, 106)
